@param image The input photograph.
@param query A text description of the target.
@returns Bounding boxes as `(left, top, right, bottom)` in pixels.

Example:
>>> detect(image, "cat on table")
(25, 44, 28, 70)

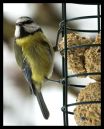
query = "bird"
(14, 16, 55, 119)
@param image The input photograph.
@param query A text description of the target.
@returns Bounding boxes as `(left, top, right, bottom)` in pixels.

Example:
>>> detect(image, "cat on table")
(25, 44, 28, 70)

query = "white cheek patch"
(15, 26, 20, 38)
(24, 23, 40, 33)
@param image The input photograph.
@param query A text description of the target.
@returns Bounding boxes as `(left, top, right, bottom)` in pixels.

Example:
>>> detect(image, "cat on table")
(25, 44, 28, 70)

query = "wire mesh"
(57, 3, 101, 126)
(46, 3, 101, 126)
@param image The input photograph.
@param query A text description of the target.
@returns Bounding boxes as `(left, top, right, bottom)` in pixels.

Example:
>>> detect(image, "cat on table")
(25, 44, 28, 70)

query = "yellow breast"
(16, 32, 53, 86)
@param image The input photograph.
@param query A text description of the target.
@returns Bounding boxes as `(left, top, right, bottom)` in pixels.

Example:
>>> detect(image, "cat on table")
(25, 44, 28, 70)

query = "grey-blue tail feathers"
(31, 83, 49, 119)
(36, 91, 49, 119)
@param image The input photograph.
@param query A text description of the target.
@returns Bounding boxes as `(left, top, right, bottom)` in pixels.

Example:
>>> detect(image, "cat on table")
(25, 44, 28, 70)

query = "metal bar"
(67, 72, 101, 78)
(63, 3, 68, 126)
(65, 28, 101, 33)
(67, 101, 101, 114)
(57, 27, 101, 33)
(69, 84, 86, 88)
(67, 15, 101, 22)
(60, 44, 101, 54)
(67, 101, 101, 107)
(72, 3, 101, 5)
(97, 4, 101, 33)
(61, 101, 101, 114)
(62, 3, 68, 126)
(60, 15, 101, 24)
(55, 28, 62, 51)
(62, 3, 66, 126)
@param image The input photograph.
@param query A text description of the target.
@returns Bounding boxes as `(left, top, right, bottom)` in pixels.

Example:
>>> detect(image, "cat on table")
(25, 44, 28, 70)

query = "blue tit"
(14, 16, 55, 119)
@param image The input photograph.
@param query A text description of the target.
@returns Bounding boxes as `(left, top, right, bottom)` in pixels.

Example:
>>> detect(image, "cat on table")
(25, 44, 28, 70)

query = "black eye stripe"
(22, 20, 33, 24)
(16, 20, 33, 25)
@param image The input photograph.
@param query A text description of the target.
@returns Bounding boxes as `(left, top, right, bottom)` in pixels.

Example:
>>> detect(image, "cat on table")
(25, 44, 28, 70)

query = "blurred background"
(3, 3, 100, 126)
